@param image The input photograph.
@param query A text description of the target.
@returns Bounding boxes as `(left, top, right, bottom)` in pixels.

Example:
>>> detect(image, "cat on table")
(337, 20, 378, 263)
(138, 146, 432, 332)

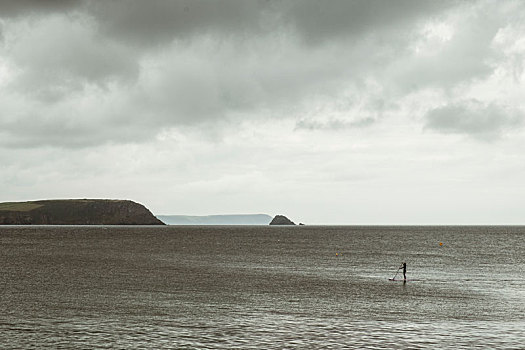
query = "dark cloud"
(386, 1, 503, 94)
(1, 0, 523, 150)
(5, 14, 139, 101)
(86, 0, 270, 48)
(424, 100, 524, 140)
(281, 0, 456, 45)
(0, 0, 82, 17)
(82, 0, 458, 48)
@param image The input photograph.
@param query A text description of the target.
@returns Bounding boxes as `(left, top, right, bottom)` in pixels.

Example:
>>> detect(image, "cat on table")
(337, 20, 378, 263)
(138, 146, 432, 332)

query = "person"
(402, 262, 407, 281)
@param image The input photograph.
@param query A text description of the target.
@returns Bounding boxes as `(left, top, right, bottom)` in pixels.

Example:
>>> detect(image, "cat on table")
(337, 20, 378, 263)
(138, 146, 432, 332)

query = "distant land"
(0, 199, 164, 225)
(157, 214, 273, 225)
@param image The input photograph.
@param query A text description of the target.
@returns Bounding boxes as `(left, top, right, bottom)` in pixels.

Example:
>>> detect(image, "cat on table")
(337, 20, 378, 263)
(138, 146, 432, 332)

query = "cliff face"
(269, 215, 295, 225)
(0, 199, 164, 225)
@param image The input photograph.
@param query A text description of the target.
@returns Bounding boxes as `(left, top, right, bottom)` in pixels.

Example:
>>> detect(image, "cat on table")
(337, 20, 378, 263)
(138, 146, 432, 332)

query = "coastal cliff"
(0, 199, 164, 225)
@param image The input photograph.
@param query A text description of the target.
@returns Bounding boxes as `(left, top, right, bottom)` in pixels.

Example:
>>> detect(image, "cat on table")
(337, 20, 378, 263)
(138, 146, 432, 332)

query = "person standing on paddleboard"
(402, 262, 407, 281)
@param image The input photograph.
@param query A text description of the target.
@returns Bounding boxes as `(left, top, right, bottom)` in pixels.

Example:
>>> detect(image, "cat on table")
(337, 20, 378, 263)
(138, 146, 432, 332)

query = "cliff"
(269, 215, 295, 225)
(0, 199, 165, 225)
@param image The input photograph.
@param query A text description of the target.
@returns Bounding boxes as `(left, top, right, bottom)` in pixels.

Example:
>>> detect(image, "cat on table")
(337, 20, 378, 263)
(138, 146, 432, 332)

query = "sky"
(1, 0, 525, 224)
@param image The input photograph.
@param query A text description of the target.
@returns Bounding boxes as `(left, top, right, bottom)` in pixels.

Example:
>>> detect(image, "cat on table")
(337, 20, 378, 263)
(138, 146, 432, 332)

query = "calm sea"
(0, 225, 524, 349)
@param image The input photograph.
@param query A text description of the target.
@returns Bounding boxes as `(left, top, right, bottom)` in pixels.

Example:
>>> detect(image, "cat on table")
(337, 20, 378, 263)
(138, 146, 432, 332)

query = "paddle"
(389, 263, 403, 281)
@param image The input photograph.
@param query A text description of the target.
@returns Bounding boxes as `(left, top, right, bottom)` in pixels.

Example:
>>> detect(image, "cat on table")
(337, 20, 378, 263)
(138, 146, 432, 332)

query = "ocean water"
(0, 225, 523, 349)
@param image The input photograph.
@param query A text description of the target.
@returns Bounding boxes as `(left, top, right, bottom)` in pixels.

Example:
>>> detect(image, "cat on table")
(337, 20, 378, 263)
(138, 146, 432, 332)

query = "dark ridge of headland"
(269, 215, 296, 225)
(0, 199, 165, 225)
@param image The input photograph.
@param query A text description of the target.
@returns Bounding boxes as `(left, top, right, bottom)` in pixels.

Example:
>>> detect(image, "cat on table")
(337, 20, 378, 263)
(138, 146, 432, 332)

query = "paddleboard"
(388, 278, 420, 282)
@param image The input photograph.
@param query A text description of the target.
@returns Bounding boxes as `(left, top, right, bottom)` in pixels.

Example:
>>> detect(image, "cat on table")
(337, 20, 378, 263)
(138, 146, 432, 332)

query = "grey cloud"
(0, 122, 103, 149)
(2, 0, 464, 103)
(424, 100, 524, 140)
(0, 0, 82, 17)
(385, 1, 506, 95)
(124, 36, 374, 126)
(0, 0, 521, 150)
(281, 0, 456, 45)
(86, 0, 270, 48)
(294, 96, 397, 131)
(84, 0, 456, 48)
(5, 14, 139, 101)
(0, 105, 154, 149)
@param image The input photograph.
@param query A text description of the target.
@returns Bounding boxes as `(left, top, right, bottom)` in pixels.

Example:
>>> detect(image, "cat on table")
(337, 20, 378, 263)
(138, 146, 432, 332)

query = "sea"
(0, 225, 523, 349)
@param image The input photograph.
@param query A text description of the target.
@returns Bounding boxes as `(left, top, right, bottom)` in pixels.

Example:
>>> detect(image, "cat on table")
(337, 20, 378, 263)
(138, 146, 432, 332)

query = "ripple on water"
(0, 225, 524, 349)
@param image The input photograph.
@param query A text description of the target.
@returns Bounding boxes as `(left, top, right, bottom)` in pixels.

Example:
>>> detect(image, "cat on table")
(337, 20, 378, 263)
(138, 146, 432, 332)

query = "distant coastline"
(0, 199, 302, 226)
(157, 214, 272, 225)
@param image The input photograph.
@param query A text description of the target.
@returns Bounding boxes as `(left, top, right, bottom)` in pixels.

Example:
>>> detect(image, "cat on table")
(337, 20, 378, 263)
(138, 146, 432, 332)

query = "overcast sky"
(1, 0, 524, 224)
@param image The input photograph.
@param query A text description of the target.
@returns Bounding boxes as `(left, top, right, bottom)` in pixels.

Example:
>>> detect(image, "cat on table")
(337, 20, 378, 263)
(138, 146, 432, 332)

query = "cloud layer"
(2, 0, 525, 223)
(425, 100, 523, 140)
(3, 0, 503, 148)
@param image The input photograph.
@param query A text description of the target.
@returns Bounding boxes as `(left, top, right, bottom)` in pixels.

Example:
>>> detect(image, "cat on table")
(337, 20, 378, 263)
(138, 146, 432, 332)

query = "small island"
(269, 215, 295, 225)
(0, 199, 165, 225)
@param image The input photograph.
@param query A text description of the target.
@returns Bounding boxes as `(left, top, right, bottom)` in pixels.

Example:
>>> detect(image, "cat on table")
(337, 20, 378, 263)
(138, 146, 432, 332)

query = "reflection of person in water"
(402, 262, 407, 281)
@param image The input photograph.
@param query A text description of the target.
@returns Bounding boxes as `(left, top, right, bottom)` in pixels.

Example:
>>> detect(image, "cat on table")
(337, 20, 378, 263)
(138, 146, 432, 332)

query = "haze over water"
(1, 225, 523, 349)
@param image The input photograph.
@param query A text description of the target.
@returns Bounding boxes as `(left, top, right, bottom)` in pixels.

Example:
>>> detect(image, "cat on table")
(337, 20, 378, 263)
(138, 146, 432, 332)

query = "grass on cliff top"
(0, 202, 44, 212)
(0, 199, 129, 212)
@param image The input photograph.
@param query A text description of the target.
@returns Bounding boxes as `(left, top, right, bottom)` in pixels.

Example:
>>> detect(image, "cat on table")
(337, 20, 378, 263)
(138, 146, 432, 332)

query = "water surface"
(1, 225, 523, 348)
